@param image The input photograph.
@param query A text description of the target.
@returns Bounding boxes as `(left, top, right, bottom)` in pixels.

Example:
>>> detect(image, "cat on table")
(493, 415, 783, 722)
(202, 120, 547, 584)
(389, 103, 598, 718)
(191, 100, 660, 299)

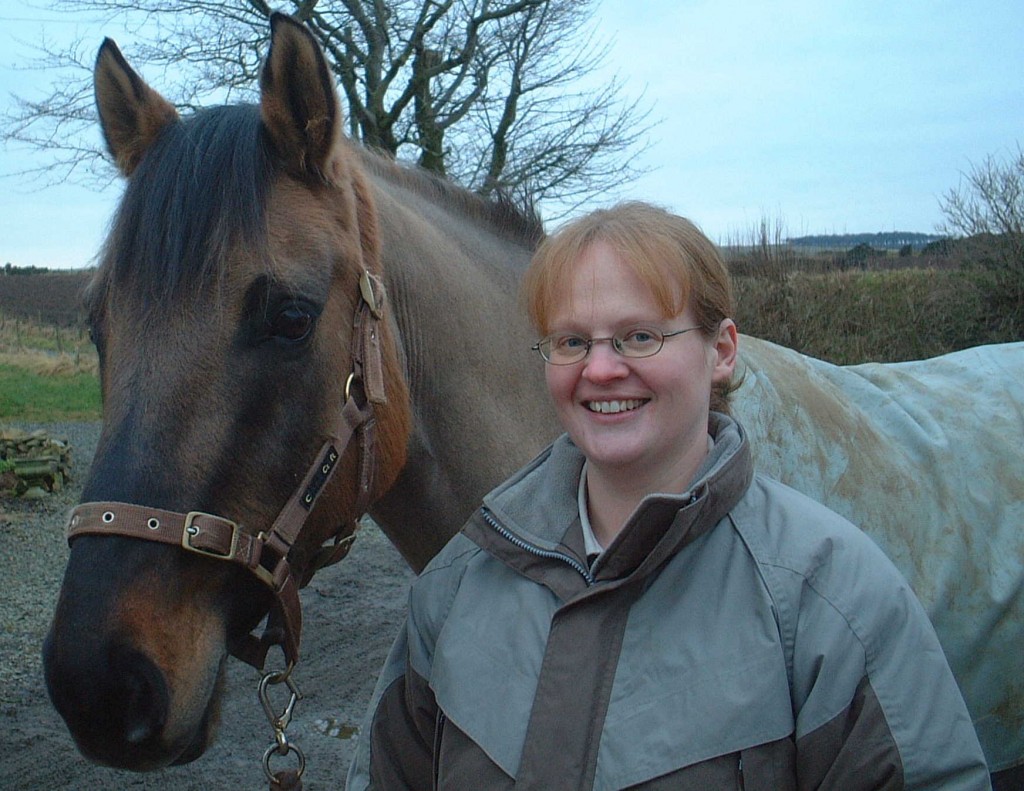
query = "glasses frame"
(532, 326, 702, 365)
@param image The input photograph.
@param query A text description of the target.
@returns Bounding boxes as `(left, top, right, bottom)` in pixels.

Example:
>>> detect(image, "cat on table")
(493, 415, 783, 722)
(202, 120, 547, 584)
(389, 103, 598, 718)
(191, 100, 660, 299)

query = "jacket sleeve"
(348, 538, 479, 790)
(346, 615, 439, 791)
(784, 528, 991, 790)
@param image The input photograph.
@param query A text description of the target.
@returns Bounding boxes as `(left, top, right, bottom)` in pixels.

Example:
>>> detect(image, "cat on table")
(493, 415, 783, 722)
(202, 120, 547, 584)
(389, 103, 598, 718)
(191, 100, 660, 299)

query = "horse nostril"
(45, 637, 172, 763)
(113, 647, 170, 748)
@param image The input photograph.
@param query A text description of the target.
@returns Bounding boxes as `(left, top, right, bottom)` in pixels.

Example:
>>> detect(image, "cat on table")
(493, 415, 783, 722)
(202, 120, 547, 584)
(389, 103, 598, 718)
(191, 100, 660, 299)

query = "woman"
(348, 202, 989, 789)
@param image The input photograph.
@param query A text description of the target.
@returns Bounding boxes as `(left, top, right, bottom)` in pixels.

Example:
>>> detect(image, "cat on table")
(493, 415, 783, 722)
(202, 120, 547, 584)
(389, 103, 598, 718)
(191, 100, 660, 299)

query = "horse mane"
(98, 104, 274, 305)
(357, 149, 545, 250)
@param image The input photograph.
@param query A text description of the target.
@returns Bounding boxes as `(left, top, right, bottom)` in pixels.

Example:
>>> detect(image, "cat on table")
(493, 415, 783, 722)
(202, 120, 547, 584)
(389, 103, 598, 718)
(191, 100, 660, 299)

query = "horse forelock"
(101, 104, 275, 305)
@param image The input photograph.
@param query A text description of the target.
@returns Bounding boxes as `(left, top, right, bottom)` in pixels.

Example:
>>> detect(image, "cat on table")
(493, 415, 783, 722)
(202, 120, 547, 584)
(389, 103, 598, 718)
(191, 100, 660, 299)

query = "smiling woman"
(349, 201, 992, 791)
(537, 237, 736, 539)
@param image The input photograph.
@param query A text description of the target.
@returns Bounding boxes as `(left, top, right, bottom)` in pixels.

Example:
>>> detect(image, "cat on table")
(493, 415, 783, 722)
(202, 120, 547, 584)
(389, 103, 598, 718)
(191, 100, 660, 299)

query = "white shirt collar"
(578, 460, 604, 557)
(577, 434, 716, 560)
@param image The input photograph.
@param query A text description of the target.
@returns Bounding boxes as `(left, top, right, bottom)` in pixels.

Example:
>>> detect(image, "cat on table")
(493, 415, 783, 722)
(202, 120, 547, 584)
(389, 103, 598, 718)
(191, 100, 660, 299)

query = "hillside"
(786, 232, 945, 251)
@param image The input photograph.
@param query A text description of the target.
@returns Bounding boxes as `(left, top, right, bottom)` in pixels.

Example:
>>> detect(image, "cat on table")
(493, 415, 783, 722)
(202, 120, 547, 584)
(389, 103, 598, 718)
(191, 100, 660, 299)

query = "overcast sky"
(1, 0, 1022, 269)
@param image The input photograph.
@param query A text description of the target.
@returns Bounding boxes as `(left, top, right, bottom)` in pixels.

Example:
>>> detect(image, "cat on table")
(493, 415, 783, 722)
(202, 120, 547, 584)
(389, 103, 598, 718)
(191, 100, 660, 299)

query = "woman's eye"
(625, 329, 657, 345)
(557, 335, 587, 350)
(269, 304, 315, 343)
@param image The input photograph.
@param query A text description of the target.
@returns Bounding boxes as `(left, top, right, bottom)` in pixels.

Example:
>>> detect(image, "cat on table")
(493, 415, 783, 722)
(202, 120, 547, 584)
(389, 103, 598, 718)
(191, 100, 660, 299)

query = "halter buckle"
(181, 511, 240, 559)
(359, 270, 383, 318)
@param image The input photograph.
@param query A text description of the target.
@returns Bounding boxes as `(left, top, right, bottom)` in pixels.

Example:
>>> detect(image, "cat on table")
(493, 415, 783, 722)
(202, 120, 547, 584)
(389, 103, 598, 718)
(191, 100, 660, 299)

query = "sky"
(1, 0, 1021, 270)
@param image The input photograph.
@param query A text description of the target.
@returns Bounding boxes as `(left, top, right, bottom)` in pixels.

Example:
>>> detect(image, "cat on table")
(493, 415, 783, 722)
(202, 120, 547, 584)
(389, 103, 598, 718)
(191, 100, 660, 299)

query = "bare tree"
(938, 145, 1024, 322)
(939, 146, 1024, 274)
(2, 0, 651, 213)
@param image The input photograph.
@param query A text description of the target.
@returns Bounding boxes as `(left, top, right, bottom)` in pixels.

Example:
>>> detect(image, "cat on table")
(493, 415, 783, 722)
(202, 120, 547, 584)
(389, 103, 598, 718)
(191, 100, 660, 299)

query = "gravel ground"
(6, 424, 1019, 789)
(0, 421, 413, 789)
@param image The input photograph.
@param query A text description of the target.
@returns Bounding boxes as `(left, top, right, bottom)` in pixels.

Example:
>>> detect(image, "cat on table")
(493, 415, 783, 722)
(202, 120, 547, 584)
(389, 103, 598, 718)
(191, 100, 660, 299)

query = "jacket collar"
(477, 412, 754, 586)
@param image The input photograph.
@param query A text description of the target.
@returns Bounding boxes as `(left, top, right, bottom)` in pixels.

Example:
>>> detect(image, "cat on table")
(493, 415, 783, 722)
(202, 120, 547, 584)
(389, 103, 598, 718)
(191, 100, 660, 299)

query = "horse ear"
(260, 13, 345, 183)
(94, 39, 179, 177)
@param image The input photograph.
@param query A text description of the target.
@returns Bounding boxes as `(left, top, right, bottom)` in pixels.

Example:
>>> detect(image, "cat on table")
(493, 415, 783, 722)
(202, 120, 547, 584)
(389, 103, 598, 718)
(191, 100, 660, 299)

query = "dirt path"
(0, 422, 413, 789)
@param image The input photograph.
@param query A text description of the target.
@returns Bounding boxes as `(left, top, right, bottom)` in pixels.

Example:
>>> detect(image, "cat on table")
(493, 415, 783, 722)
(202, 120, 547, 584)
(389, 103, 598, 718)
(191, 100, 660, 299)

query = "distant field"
(0, 269, 92, 327)
(0, 271, 99, 421)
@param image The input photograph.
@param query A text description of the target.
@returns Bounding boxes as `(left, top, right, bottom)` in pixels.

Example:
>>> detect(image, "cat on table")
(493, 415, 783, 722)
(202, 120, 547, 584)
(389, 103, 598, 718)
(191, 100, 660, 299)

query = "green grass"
(0, 363, 101, 421)
(0, 309, 101, 421)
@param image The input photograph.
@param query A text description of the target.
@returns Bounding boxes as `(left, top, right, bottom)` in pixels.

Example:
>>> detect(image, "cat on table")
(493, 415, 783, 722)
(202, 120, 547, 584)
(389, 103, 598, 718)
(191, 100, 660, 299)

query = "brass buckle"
(181, 511, 239, 559)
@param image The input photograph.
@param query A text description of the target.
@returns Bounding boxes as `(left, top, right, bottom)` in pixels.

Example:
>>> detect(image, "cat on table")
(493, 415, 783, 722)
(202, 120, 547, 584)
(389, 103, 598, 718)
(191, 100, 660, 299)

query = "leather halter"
(65, 270, 389, 670)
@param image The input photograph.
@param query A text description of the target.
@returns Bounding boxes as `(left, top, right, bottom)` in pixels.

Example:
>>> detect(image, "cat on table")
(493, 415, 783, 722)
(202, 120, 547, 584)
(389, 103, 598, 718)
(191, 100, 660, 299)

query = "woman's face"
(543, 241, 737, 489)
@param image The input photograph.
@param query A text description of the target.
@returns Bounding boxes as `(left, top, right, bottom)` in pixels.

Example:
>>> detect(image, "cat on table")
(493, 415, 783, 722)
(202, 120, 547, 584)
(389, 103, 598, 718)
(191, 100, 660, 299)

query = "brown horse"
(43, 13, 553, 772)
(44, 12, 1023, 783)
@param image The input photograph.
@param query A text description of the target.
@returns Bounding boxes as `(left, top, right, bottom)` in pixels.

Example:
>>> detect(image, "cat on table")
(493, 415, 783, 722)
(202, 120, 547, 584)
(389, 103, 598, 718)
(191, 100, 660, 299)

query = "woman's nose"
(582, 341, 629, 381)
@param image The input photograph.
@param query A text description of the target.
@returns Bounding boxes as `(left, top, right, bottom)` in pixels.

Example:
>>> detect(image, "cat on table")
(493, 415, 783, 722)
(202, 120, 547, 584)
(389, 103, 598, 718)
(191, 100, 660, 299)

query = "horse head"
(43, 14, 411, 769)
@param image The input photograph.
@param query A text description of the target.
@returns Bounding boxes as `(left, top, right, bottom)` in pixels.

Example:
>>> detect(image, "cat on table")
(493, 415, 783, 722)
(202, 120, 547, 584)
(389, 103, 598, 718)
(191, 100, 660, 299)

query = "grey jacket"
(348, 414, 989, 790)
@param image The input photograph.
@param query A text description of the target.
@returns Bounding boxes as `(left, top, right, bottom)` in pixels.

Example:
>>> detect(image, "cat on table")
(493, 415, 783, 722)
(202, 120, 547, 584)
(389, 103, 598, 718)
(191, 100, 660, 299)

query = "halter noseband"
(65, 270, 388, 670)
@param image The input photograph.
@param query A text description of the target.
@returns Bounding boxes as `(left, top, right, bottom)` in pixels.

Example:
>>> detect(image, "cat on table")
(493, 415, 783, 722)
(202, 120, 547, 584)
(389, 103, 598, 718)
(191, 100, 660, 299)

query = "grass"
(0, 312, 96, 360)
(0, 313, 101, 421)
(0, 363, 101, 421)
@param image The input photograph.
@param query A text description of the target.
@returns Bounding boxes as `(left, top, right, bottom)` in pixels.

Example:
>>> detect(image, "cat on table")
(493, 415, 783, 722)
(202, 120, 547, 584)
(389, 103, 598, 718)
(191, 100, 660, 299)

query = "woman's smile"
(543, 240, 734, 490)
(584, 398, 648, 414)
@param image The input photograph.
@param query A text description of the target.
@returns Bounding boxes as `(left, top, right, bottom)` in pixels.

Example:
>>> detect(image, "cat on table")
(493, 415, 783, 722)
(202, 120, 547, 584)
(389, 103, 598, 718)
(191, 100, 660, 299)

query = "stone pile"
(0, 428, 73, 498)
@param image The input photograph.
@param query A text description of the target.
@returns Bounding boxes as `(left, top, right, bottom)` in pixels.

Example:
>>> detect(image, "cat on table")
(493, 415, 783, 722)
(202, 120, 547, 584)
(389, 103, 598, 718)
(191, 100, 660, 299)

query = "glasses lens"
(547, 334, 589, 364)
(615, 328, 664, 358)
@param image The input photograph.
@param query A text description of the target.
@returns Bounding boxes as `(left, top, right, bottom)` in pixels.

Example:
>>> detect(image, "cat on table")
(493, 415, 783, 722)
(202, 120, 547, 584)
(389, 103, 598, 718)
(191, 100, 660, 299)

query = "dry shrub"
(735, 267, 1010, 364)
(0, 350, 98, 377)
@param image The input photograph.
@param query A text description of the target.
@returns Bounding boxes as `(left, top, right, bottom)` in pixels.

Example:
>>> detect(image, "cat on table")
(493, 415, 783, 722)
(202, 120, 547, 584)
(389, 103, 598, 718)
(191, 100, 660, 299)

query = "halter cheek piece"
(64, 270, 388, 671)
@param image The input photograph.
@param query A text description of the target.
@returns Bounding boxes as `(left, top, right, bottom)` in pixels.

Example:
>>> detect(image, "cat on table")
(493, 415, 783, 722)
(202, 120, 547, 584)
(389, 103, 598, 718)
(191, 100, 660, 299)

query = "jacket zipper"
(432, 710, 446, 791)
(480, 507, 595, 586)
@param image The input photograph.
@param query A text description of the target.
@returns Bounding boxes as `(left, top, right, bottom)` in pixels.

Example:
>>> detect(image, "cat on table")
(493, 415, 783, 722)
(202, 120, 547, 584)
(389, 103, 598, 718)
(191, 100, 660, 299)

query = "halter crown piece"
(65, 270, 388, 670)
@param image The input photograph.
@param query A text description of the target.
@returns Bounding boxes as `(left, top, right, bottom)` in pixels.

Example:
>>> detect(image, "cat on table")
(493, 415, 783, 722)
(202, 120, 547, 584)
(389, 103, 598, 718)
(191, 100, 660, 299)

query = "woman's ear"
(711, 319, 738, 384)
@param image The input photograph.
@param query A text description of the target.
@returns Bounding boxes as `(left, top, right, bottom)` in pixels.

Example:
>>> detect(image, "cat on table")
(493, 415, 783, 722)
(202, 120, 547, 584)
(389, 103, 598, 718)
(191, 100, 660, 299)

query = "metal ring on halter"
(262, 741, 306, 783)
(344, 372, 355, 401)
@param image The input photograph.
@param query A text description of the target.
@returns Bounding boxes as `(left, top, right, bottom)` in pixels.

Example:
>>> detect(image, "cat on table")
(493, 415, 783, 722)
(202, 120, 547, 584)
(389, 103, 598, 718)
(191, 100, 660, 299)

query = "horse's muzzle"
(43, 636, 173, 767)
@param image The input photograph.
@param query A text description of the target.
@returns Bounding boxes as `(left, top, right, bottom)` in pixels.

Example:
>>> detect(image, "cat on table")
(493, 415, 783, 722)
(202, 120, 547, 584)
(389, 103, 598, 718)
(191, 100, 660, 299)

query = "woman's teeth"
(586, 399, 644, 414)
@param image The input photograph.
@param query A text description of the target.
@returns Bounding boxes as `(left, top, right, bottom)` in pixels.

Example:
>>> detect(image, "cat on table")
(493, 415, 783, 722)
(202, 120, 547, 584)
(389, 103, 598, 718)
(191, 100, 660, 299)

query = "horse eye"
(269, 304, 315, 343)
(87, 319, 106, 356)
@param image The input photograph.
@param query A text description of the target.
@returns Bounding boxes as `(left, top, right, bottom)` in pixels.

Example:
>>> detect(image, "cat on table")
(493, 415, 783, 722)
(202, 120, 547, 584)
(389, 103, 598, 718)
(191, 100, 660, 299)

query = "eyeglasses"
(532, 326, 701, 365)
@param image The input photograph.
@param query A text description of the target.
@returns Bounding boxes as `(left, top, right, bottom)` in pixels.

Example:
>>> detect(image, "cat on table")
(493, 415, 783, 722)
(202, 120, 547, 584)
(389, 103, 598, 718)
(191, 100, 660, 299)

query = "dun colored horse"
(43, 13, 1022, 784)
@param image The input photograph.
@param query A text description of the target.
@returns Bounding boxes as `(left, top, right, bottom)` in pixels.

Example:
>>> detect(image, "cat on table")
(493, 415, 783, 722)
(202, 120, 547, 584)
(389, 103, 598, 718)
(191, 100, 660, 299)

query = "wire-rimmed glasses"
(532, 326, 701, 365)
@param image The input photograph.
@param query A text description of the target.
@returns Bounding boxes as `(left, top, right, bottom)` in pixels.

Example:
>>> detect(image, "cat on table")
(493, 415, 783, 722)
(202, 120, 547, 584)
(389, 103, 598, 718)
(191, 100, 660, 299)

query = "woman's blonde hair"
(523, 201, 738, 412)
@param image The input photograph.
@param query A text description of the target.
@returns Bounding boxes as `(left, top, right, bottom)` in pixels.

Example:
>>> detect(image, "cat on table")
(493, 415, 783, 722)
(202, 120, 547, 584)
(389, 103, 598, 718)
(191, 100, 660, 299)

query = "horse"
(42, 12, 1022, 785)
